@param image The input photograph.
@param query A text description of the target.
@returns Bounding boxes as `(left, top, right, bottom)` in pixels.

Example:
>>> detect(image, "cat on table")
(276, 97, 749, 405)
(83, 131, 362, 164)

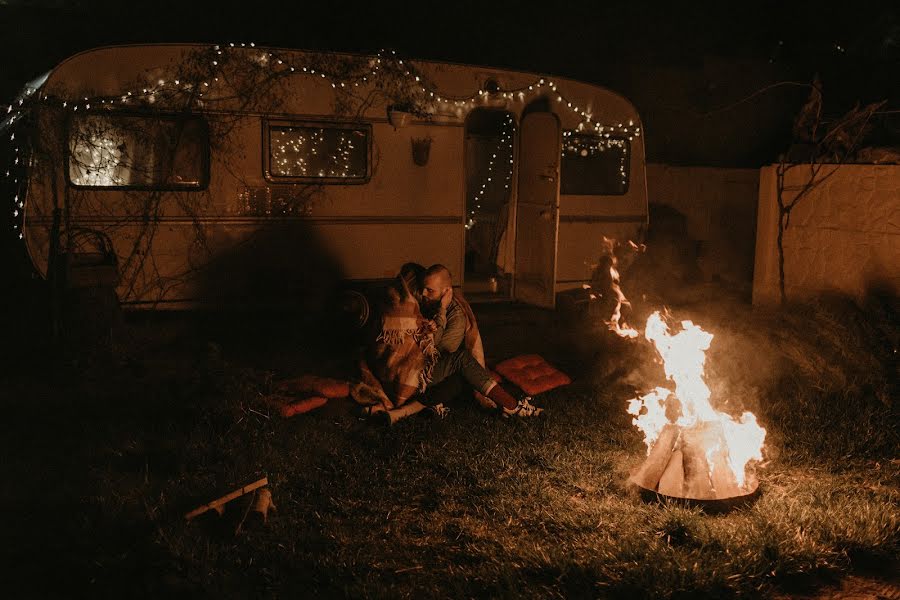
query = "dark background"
(1, 0, 898, 166)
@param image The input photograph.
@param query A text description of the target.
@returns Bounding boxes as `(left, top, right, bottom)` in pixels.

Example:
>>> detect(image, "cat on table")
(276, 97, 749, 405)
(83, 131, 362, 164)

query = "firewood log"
(682, 424, 717, 500)
(630, 424, 680, 490)
(709, 447, 743, 499)
(657, 449, 685, 497)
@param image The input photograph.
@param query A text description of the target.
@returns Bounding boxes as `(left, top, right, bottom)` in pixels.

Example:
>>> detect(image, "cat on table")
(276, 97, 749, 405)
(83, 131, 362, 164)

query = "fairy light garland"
(1, 43, 642, 135)
(2, 43, 642, 243)
(6, 140, 24, 240)
(271, 127, 361, 178)
(562, 131, 629, 188)
(466, 113, 515, 230)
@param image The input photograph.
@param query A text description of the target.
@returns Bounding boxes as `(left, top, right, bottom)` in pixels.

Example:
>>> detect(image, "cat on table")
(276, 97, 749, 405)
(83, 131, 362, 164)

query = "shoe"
(360, 404, 387, 418)
(428, 403, 451, 419)
(502, 397, 544, 418)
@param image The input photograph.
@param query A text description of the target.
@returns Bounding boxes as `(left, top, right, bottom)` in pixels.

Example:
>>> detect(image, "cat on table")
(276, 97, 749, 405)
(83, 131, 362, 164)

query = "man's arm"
(431, 300, 466, 354)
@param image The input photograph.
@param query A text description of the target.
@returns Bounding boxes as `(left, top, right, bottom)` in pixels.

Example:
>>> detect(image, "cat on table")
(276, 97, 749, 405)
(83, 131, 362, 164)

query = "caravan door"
(514, 112, 561, 308)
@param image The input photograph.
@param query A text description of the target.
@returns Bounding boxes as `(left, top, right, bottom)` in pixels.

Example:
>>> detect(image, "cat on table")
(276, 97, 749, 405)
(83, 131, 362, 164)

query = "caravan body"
(13, 44, 647, 309)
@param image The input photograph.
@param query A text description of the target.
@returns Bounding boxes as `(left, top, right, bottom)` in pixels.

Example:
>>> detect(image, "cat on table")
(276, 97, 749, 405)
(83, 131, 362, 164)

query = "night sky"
(1, 0, 898, 165)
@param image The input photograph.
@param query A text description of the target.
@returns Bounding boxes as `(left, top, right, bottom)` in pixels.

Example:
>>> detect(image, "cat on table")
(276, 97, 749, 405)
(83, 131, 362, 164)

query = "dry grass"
(0, 294, 897, 598)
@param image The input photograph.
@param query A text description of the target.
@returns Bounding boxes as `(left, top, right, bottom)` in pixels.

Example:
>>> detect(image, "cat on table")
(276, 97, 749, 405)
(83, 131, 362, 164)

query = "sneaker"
(360, 404, 387, 419)
(502, 397, 544, 418)
(428, 403, 451, 419)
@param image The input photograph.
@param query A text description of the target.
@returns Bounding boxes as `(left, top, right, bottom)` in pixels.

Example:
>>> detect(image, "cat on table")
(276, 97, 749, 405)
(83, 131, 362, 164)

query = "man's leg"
(442, 349, 542, 416)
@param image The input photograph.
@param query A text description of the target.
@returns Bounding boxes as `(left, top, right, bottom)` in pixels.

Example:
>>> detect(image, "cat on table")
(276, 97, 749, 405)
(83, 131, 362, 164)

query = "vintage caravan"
(5, 44, 647, 315)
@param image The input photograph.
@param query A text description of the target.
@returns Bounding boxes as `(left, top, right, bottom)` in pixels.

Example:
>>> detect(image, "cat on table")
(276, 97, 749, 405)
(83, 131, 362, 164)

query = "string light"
(562, 131, 630, 189)
(467, 114, 515, 230)
(3, 43, 642, 243)
(4, 141, 26, 242)
(3, 44, 640, 140)
(270, 126, 364, 180)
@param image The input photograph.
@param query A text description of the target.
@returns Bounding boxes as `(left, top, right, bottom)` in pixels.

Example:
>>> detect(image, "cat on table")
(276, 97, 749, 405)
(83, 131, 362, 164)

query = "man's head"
(422, 264, 452, 305)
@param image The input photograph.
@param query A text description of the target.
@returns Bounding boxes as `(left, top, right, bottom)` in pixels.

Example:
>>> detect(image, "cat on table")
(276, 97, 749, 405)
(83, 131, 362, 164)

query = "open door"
(514, 112, 561, 308)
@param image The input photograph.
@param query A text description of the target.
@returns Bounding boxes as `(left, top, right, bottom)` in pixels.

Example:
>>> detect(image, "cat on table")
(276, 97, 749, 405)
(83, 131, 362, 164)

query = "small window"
(68, 113, 208, 189)
(266, 121, 370, 183)
(560, 133, 629, 195)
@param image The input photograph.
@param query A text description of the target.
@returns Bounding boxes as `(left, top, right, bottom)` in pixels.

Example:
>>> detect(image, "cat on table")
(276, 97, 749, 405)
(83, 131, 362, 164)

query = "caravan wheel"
(334, 289, 370, 330)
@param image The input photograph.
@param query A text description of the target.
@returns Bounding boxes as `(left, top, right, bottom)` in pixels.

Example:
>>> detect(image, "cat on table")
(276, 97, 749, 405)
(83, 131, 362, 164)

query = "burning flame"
(597, 237, 640, 338)
(627, 311, 766, 489)
(607, 263, 639, 338)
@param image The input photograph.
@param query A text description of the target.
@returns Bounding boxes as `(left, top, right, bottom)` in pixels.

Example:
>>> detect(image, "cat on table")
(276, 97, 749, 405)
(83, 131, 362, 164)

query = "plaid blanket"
(352, 278, 439, 410)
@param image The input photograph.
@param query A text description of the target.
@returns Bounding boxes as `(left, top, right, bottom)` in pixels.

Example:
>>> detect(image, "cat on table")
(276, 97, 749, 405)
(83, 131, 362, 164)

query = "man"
(419, 264, 543, 418)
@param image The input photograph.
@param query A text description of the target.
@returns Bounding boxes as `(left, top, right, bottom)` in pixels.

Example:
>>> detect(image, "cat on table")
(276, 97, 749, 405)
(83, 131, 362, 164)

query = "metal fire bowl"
(634, 480, 762, 514)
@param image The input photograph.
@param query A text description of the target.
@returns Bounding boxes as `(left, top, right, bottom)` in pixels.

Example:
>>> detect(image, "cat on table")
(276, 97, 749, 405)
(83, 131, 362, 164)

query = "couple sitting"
(354, 262, 542, 424)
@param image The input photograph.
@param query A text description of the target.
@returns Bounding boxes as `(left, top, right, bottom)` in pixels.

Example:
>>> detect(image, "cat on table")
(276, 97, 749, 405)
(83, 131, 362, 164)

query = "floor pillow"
(274, 375, 350, 399)
(494, 354, 571, 396)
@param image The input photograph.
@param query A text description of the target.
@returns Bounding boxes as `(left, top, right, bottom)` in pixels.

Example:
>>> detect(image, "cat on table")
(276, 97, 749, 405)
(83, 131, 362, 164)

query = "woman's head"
(399, 262, 426, 303)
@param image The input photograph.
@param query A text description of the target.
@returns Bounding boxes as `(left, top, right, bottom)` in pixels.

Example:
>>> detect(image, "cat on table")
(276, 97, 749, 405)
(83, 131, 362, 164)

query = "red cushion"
(494, 354, 571, 396)
(281, 396, 328, 418)
(275, 375, 350, 399)
(259, 394, 329, 417)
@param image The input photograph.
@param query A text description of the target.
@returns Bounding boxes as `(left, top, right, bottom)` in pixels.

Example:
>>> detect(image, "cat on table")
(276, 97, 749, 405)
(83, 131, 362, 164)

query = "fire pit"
(633, 481, 761, 514)
(625, 312, 766, 512)
(629, 422, 762, 513)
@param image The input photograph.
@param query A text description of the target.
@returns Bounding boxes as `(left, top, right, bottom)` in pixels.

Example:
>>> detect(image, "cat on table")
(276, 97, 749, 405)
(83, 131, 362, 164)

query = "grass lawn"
(1, 295, 897, 598)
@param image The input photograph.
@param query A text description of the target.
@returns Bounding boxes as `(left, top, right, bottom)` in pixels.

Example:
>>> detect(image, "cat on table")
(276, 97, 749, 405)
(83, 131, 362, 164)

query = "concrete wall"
(646, 164, 760, 289)
(753, 164, 900, 305)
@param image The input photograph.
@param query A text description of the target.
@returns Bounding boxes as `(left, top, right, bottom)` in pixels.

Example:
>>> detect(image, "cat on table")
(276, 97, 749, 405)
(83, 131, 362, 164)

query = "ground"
(0, 291, 897, 598)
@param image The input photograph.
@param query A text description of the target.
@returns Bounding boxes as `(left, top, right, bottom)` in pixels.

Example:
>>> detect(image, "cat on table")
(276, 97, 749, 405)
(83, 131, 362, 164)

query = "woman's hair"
(399, 262, 426, 302)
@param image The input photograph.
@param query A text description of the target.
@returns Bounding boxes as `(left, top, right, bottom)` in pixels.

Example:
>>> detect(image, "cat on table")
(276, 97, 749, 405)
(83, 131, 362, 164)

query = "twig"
(395, 566, 423, 574)
(247, 407, 270, 420)
(185, 476, 268, 520)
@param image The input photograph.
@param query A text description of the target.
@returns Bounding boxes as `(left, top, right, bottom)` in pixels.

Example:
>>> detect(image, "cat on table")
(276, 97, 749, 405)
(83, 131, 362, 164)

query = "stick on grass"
(185, 476, 269, 521)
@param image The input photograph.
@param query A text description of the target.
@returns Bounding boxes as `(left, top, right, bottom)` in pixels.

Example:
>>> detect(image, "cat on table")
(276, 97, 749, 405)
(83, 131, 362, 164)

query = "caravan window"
(68, 113, 208, 189)
(266, 121, 370, 183)
(560, 133, 629, 195)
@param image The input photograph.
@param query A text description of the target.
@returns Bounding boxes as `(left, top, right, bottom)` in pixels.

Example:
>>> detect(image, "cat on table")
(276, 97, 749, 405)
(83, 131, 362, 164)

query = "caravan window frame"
(263, 119, 372, 185)
(65, 110, 210, 192)
(560, 132, 631, 196)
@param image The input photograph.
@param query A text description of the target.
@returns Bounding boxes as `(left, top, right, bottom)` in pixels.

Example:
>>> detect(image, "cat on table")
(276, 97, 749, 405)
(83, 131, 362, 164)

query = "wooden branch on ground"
(185, 476, 269, 521)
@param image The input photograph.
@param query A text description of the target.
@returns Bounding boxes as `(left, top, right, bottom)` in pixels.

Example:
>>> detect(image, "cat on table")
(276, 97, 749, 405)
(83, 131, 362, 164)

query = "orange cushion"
(281, 396, 328, 418)
(494, 354, 571, 396)
(275, 375, 350, 399)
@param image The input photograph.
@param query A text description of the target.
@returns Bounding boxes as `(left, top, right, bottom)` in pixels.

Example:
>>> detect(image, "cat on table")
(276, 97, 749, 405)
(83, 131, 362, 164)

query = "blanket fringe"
(414, 330, 439, 392)
(376, 328, 418, 347)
